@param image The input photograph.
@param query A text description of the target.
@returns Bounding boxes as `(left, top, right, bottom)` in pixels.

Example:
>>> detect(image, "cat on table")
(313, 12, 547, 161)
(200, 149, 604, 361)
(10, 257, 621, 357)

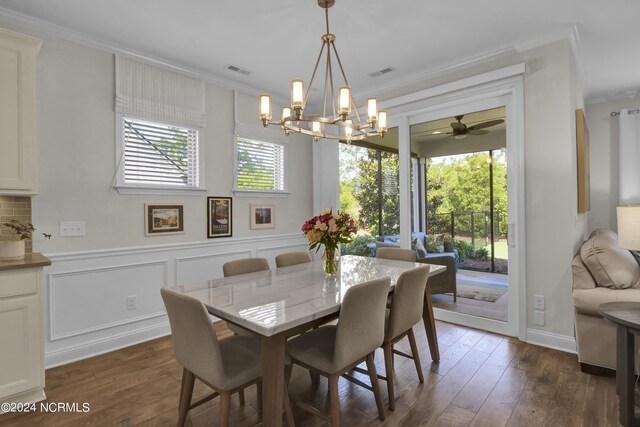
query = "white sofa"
(571, 229, 640, 372)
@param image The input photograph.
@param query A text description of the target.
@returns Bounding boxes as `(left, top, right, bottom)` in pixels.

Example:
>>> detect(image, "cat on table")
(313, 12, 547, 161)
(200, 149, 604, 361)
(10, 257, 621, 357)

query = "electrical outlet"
(534, 310, 545, 326)
(126, 295, 137, 310)
(534, 294, 545, 310)
(59, 221, 86, 237)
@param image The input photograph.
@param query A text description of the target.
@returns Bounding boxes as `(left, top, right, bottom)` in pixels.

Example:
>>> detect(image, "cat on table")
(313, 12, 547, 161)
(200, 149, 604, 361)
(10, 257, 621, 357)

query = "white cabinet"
(0, 27, 42, 194)
(0, 267, 46, 409)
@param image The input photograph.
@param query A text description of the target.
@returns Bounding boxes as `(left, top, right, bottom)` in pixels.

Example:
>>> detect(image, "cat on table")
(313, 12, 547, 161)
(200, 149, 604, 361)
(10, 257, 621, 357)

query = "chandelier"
(258, 0, 387, 142)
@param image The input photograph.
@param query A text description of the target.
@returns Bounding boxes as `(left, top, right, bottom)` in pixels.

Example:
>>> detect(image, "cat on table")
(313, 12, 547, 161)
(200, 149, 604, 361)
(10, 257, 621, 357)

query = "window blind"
(236, 137, 285, 191)
(115, 55, 206, 128)
(123, 117, 199, 187)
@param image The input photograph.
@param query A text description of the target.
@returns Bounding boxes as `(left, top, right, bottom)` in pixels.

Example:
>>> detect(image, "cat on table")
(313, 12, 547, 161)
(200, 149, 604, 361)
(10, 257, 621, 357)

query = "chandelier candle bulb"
(338, 86, 351, 116)
(367, 97, 378, 123)
(378, 110, 388, 133)
(259, 94, 271, 122)
(281, 106, 291, 121)
(291, 79, 304, 108)
(345, 119, 353, 140)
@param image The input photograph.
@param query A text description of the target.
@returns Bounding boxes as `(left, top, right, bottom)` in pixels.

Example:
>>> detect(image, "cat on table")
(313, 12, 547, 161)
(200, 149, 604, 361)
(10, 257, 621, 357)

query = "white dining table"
(174, 254, 446, 427)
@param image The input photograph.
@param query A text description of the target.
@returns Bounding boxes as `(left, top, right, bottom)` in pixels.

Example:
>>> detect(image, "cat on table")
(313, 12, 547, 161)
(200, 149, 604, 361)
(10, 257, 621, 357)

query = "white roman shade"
(115, 55, 206, 128)
(619, 108, 640, 204)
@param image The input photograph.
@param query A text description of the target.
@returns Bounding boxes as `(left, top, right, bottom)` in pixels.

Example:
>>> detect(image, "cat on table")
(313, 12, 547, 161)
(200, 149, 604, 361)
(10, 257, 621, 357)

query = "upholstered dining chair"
(223, 257, 270, 277)
(161, 288, 268, 427)
(286, 277, 391, 426)
(275, 251, 312, 268)
(222, 257, 270, 337)
(380, 266, 430, 410)
(376, 247, 416, 262)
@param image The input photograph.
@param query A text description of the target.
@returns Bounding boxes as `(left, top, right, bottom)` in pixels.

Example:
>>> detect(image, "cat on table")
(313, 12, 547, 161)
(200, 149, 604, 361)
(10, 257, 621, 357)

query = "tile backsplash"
(0, 196, 33, 253)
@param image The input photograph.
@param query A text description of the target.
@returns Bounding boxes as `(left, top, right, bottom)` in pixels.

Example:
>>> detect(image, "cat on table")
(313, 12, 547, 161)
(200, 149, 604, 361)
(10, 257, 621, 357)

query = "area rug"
(454, 284, 507, 303)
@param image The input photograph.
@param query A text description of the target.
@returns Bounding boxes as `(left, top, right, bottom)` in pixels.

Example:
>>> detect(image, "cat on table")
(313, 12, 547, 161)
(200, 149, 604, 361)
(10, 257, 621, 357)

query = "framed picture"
(144, 203, 184, 236)
(576, 109, 591, 213)
(250, 204, 275, 229)
(208, 197, 232, 238)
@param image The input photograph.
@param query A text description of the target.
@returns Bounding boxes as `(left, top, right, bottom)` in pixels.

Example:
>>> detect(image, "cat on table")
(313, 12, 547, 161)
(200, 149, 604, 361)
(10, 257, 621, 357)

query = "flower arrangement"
(302, 208, 357, 274)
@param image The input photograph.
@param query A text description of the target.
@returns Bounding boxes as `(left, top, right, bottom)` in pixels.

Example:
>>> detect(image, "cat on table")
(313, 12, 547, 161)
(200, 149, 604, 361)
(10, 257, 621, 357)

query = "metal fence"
(426, 210, 507, 246)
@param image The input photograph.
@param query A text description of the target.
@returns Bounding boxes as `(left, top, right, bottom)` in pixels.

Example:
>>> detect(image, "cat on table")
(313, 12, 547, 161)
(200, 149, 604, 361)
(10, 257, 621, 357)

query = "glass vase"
(323, 246, 339, 276)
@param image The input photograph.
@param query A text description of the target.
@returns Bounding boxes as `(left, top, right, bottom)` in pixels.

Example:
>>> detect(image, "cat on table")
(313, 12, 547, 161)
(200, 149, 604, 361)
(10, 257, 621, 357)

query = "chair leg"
(219, 392, 231, 427)
(256, 381, 263, 415)
(309, 370, 320, 385)
(366, 353, 386, 421)
(283, 382, 296, 427)
(238, 388, 245, 405)
(178, 368, 195, 427)
(328, 374, 341, 427)
(408, 328, 424, 383)
(382, 342, 395, 410)
(285, 364, 293, 384)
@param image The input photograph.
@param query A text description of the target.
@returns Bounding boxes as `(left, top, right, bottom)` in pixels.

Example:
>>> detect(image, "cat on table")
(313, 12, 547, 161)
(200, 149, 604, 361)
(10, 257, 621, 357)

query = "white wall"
(520, 40, 585, 340)
(30, 35, 312, 252)
(586, 95, 640, 232)
(0, 25, 314, 366)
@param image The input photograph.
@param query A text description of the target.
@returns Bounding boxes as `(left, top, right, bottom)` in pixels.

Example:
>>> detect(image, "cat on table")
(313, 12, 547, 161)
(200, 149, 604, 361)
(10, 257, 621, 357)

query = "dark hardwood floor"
(0, 321, 620, 426)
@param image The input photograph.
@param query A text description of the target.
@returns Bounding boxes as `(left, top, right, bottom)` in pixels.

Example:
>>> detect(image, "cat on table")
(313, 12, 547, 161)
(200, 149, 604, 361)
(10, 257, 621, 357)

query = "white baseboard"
(45, 321, 170, 369)
(526, 328, 576, 354)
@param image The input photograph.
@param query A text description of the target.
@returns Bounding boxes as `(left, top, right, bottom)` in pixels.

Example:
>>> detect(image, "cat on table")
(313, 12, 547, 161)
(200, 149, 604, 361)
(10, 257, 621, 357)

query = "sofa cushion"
(571, 253, 597, 290)
(580, 229, 640, 289)
(573, 287, 640, 316)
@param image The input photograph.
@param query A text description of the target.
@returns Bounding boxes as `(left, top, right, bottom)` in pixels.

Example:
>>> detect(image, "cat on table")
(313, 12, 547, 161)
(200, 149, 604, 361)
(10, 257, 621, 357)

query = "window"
(119, 116, 199, 189)
(114, 55, 206, 194)
(235, 137, 286, 192)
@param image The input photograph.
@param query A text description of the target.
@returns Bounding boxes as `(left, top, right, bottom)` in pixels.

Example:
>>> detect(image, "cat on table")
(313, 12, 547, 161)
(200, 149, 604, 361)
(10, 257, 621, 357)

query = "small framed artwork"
(208, 197, 232, 238)
(250, 204, 275, 229)
(144, 203, 184, 236)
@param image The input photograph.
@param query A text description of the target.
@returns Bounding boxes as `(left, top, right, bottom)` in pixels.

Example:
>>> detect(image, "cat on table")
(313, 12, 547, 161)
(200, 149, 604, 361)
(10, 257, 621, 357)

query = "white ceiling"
(0, 0, 639, 104)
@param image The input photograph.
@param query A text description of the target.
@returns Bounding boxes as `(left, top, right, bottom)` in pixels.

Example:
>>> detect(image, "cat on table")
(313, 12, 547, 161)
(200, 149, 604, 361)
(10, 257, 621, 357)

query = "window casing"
(234, 136, 287, 194)
(115, 115, 203, 193)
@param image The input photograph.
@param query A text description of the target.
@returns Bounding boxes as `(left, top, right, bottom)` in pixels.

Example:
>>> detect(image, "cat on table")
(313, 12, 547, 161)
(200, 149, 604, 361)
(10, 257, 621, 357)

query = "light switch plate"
(534, 294, 545, 310)
(59, 221, 85, 237)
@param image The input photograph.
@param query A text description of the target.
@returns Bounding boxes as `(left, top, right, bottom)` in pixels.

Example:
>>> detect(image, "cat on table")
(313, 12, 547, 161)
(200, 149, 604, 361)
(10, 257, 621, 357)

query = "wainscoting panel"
(175, 250, 252, 285)
(49, 260, 168, 341)
(42, 233, 307, 368)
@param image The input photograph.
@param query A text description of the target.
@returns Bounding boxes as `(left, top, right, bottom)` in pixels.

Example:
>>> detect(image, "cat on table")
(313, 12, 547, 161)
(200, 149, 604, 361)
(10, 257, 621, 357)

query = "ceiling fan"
(444, 115, 504, 139)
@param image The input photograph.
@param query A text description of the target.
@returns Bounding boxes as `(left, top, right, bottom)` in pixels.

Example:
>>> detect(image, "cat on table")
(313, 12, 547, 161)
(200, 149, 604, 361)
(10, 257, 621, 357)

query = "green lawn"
(481, 241, 509, 259)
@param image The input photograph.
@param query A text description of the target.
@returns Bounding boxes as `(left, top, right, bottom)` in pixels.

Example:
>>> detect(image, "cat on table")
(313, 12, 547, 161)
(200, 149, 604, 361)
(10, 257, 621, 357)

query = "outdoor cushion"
(413, 237, 428, 257)
(425, 234, 445, 253)
(580, 228, 640, 289)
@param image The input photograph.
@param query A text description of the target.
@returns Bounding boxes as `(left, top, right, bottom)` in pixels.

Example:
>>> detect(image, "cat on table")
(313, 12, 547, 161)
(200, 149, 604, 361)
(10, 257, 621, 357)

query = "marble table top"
(175, 255, 446, 337)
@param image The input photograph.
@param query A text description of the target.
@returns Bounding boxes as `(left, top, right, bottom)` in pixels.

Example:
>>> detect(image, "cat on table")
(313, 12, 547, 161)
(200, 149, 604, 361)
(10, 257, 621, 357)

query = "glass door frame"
(386, 68, 526, 339)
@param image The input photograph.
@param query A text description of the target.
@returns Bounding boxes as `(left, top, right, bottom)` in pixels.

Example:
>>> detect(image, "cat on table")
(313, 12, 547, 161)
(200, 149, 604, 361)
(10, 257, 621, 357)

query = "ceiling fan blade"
(468, 129, 489, 136)
(467, 119, 504, 131)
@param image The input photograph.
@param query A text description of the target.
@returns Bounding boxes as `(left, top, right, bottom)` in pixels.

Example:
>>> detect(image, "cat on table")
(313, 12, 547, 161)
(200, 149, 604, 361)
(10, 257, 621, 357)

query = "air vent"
(368, 67, 395, 78)
(224, 64, 251, 76)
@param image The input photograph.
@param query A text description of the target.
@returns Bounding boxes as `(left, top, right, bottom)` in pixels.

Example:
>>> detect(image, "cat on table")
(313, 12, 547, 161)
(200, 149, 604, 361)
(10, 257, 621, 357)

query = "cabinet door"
(0, 294, 41, 399)
(0, 28, 41, 193)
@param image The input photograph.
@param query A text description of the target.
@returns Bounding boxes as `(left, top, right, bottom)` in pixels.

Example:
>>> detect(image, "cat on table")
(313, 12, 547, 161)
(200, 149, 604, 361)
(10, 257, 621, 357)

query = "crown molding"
(0, 6, 290, 105)
(0, 6, 588, 109)
(353, 45, 517, 102)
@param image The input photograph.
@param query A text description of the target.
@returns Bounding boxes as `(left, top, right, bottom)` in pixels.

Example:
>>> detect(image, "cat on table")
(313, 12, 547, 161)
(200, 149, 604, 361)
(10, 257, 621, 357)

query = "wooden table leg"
(618, 325, 635, 427)
(422, 286, 440, 362)
(262, 333, 287, 427)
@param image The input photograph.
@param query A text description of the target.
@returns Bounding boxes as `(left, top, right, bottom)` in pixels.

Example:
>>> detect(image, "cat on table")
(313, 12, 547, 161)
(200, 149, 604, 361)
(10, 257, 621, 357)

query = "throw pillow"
(580, 229, 640, 289)
(412, 237, 428, 257)
(425, 234, 445, 253)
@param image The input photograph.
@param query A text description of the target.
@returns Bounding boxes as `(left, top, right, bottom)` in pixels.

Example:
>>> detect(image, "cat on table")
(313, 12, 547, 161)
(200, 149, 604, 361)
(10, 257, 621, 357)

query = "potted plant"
(0, 219, 35, 261)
